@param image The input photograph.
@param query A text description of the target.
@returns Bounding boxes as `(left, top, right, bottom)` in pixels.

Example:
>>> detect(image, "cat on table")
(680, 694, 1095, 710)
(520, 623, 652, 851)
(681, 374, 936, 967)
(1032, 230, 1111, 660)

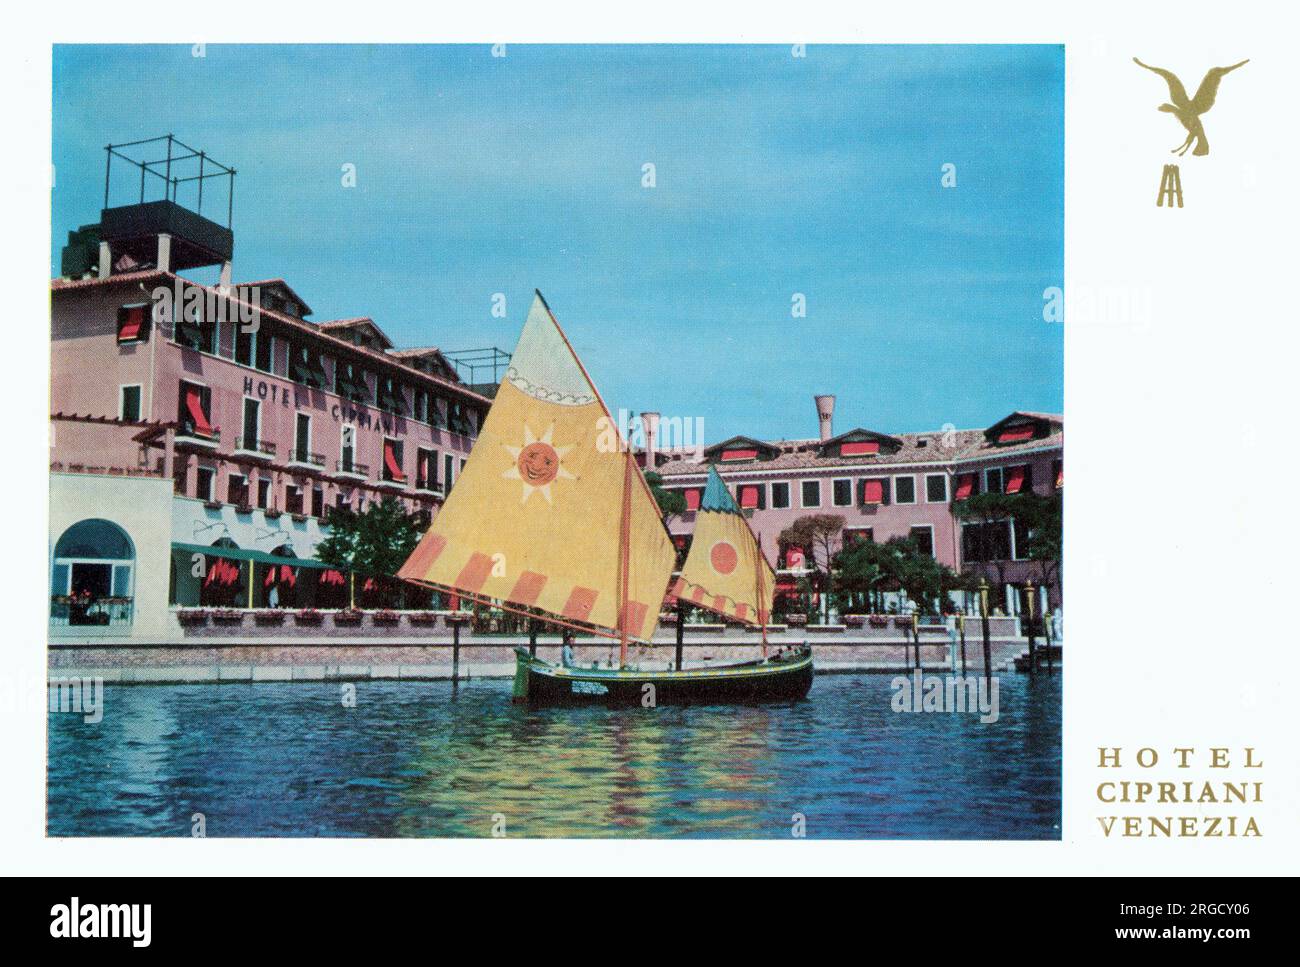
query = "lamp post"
(978, 578, 992, 682)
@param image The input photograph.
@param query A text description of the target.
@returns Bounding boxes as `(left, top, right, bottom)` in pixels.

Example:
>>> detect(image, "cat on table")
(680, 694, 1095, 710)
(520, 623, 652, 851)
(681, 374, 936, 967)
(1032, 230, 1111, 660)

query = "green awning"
(171, 543, 336, 570)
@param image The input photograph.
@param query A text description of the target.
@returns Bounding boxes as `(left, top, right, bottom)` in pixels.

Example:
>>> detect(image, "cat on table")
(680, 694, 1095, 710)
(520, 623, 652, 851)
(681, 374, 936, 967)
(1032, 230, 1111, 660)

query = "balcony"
(335, 458, 369, 481)
(175, 426, 220, 448)
(415, 479, 443, 497)
(50, 596, 134, 628)
(234, 436, 277, 459)
(289, 448, 327, 470)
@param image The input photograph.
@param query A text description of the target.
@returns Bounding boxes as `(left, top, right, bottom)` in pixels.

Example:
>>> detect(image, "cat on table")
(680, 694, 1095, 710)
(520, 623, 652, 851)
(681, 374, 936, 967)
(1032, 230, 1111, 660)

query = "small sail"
(398, 292, 676, 642)
(673, 465, 776, 626)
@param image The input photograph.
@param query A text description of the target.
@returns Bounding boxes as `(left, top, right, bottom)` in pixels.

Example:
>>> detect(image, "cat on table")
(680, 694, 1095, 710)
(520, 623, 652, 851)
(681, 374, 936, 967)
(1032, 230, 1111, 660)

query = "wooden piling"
(979, 578, 992, 682)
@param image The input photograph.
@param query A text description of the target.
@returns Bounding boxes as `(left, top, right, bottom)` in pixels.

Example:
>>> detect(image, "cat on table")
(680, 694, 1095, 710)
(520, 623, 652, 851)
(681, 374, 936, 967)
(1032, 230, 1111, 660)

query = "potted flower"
(235, 503, 254, 515)
(204, 499, 223, 511)
(787, 613, 808, 627)
(408, 611, 439, 625)
(371, 609, 401, 626)
(254, 609, 286, 625)
(659, 611, 678, 625)
(445, 611, 472, 625)
(894, 615, 913, 628)
(295, 608, 324, 626)
(334, 608, 363, 626)
(844, 614, 866, 628)
(212, 608, 244, 626)
(177, 608, 208, 626)
(265, 508, 282, 520)
(868, 614, 889, 628)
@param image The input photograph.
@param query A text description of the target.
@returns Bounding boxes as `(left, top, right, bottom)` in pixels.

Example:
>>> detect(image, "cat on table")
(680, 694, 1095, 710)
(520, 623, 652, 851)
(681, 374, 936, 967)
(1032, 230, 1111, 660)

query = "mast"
(755, 531, 769, 658)
(618, 440, 634, 667)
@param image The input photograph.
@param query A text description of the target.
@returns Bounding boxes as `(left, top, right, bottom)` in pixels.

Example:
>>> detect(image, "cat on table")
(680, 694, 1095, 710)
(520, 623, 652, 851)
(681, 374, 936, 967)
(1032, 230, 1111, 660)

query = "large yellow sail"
(673, 465, 775, 627)
(398, 292, 676, 642)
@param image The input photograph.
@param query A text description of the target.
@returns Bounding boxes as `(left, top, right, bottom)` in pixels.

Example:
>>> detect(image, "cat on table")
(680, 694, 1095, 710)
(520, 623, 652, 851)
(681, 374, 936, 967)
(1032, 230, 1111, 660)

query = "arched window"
(51, 519, 136, 626)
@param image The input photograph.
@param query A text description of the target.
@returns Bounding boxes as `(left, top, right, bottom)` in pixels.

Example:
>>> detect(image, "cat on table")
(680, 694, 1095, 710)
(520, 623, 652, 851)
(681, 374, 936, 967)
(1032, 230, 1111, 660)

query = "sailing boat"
(397, 291, 813, 705)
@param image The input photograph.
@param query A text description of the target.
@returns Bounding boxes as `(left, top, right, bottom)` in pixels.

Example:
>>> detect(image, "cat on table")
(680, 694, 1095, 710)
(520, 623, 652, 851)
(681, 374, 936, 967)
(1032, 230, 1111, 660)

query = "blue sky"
(52, 44, 1062, 442)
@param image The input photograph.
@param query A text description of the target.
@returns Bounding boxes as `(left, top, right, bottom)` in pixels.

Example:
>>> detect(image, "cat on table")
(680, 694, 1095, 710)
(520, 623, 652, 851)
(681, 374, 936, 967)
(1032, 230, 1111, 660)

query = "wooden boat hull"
(512, 645, 814, 706)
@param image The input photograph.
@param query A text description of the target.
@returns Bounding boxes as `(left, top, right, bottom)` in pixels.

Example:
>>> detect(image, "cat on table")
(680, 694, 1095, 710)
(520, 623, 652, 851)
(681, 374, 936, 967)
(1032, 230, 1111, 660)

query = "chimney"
(640, 411, 660, 468)
(814, 395, 835, 442)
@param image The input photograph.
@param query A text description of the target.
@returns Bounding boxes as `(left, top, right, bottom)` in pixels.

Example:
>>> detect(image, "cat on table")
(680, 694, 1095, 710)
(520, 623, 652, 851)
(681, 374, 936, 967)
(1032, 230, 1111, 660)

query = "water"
(47, 673, 1060, 839)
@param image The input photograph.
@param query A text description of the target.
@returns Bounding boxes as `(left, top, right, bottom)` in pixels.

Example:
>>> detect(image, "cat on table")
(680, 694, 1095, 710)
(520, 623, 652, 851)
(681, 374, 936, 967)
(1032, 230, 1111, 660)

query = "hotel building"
(49, 138, 491, 636)
(643, 396, 1063, 615)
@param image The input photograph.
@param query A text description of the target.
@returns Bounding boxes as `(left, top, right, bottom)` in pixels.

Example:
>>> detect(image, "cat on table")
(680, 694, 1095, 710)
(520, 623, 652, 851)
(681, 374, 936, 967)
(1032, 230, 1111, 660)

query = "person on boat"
(561, 631, 576, 668)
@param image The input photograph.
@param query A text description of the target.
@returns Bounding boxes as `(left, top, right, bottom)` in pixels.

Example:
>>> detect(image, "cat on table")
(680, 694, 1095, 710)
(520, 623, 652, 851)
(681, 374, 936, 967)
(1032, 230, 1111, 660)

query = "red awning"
(184, 387, 213, 436)
(861, 479, 884, 505)
(739, 485, 759, 509)
(685, 488, 701, 511)
(117, 306, 145, 341)
(721, 448, 757, 461)
(383, 441, 406, 481)
(1055, 465, 1063, 489)
(954, 473, 976, 499)
(1005, 465, 1027, 494)
(998, 426, 1035, 443)
(841, 441, 879, 457)
(322, 569, 345, 586)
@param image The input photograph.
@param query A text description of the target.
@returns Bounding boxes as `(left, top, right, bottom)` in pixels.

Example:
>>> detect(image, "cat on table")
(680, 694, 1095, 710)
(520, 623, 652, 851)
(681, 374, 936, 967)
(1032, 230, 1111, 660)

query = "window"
(290, 344, 327, 388)
(379, 376, 407, 415)
(175, 308, 217, 354)
(417, 448, 438, 490)
(178, 381, 214, 438)
(238, 397, 261, 453)
(337, 363, 370, 403)
(738, 483, 765, 510)
(832, 479, 853, 507)
(894, 476, 916, 504)
(254, 333, 274, 373)
(228, 474, 249, 506)
(985, 467, 1004, 495)
(336, 492, 351, 511)
(444, 453, 456, 492)
(383, 439, 406, 483)
(1012, 517, 1032, 561)
(684, 488, 701, 511)
(954, 472, 979, 500)
(860, 478, 889, 505)
(839, 440, 879, 457)
(801, 480, 821, 508)
(925, 474, 948, 503)
(844, 527, 874, 544)
(119, 385, 142, 423)
(449, 400, 474, 436)
(413, 389, 430, 424)
(340, 426, 357, 473)
(771, 481, 791, 509)
(311, 487, 324, 518)
(235, 325, 254, 366)
(295, 414, 312, 463)
(286, 485, 304, 515)
(910, 525, 934, 557)
(1005, 464, 1032, 495)
(257, 478, 271, 510)
(962, 521, 1012, 563)
(195, 467, 215, 502)
(116, 304, 149, 343)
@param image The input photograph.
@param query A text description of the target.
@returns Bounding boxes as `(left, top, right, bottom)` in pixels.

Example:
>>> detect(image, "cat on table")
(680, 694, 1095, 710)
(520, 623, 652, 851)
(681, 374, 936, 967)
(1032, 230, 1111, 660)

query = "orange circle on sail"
(710, 541, 738, 575)
(517, 442, 560, 486)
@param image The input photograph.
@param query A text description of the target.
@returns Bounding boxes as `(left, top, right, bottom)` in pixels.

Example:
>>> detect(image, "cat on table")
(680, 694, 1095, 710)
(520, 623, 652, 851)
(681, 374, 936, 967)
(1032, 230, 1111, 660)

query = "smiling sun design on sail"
(502, 423, 576, 504)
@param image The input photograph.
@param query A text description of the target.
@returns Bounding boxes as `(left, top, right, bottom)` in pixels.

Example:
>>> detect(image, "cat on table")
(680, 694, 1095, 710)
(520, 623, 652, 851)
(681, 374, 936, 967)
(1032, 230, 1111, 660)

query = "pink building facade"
(646, 400, 1063, 615)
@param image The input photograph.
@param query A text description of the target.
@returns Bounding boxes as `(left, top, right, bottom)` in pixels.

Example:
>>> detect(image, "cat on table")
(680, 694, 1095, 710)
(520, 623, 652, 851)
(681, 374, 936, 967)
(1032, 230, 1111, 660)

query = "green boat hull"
(512, 645, 814, 706)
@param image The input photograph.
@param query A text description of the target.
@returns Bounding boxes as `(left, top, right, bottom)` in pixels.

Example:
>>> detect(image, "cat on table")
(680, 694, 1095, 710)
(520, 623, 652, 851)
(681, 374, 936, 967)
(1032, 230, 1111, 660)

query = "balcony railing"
(234, 436, 276, 456)
(336, 459, 369, 477)
(177, 424, 220, 444)
(50, 596, 134, 628)
(290, 448, 326, 468)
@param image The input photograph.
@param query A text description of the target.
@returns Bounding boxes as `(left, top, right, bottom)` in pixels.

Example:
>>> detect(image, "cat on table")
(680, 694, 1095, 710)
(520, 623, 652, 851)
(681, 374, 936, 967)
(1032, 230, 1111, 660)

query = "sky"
(52, 44, 1062, 444)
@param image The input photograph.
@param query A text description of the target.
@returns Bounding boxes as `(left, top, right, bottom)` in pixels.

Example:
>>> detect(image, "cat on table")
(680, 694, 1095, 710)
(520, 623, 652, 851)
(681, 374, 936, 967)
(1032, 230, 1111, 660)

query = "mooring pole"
(911, 611, 920, 669)
(675, 599, 685, 671)
(452, 620, 461, 686)
(1023, 581, 1037, 678)
(529, 618, 538, 659)
(978, 578, 992, 682)
(958, 613, 967, 676)
(1044, 605, 1054, 676)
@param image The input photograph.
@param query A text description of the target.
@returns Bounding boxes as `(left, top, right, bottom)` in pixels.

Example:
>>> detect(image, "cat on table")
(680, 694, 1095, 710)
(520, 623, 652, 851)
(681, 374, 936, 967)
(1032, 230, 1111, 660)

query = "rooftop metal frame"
(103, 134, 236, 228)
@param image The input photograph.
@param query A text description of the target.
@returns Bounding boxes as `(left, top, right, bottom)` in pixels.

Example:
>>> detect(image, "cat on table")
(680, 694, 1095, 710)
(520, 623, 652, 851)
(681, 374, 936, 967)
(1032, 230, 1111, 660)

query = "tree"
(778, 514, 845, 621)
(953, 490, 1062, 605)
(315, 497, 425, 578)
(952, 492, 1020, 590)
(644, 470, 686, 526)
(834, 535, 965, 616)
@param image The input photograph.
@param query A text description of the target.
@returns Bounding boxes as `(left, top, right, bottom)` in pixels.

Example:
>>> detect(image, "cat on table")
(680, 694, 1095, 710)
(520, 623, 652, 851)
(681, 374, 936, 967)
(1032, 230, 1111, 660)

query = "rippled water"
(47, 673, 1060, 838)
